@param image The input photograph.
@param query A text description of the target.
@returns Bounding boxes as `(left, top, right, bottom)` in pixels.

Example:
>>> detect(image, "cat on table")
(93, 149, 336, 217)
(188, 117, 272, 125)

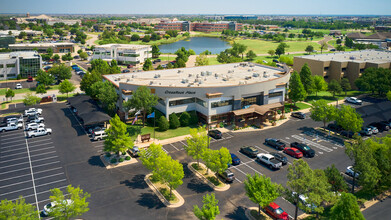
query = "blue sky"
(1, 0, 390, 15)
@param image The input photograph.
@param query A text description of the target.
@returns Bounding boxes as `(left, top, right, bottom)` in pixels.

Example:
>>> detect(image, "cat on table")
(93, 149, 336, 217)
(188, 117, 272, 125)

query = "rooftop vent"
(206, 71, 212, 76)
(201, 71, 206, 76)
(215, 73, 219, 77)
(245, 76, 252, 80)
(182, 78, 189, 83)
(149, 81, 154, 85)
(253, 73, 260, 77)
(154, 74, 161, 78)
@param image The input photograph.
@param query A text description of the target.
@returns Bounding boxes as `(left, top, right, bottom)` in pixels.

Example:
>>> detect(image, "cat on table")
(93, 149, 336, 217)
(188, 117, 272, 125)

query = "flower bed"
(100, 152, 137, 169)
(144, 174, 184, 208)
(188, 162, 230, 191)
(150, 177, 179, 204)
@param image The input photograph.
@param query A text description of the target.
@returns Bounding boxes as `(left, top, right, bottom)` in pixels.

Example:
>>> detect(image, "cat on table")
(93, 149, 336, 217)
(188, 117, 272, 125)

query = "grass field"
(234, 39, 321, 54)
(0, 85, 60, 96)
(207, 57, 220, 65)
(306, 90, 365, 104)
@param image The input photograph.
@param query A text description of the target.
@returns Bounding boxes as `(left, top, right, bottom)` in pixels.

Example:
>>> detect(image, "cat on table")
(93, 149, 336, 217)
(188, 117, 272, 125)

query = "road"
(363, 197, 391, 220)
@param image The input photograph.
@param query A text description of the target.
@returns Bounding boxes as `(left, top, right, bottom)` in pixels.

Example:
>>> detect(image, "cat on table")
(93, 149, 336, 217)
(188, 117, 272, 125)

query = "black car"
(370, 122, 390, 132)
(340, 130, 360, 138)
(327, 123, 343, 133)
(290, 142, 315, 157)
(122, 69, 130, 73)
(264, 138, 286, 150)
(240, 146, 259, 158)
(291, 112, 305, 119)
(208, 130, 222, 139)
(269, 152, 288, 165)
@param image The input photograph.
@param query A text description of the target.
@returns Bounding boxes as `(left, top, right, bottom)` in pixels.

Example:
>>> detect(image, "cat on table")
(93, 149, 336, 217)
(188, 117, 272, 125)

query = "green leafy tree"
(131, 34, 140, 41)
(96, 81, 118, 114)
(179, 111, 191, 127)
(61, 52, 73, 61)
(345, 37, 354, 48)
(48, 64, 72, 80)
(156, 65, 164, 70)
(387, 91, 391, 101)
(158, 116, 169, 131)
(18, 31, 27, 39)
(195, 54, 209, 66)
(336, 44, 345, 51)
(232, 42, 247, 59)
(169, 113, 180, 129)
(340, 78, 351, 96)
(125, 86, 158, 127)
(185, 126, 210, 167)
(324, 164, 348, 192)
(143, 59, 153, 71)
(48, 185, 90, 220)
(36, 69, 55, 87)
(329, 193, 365, 220)
(79, 52, 88, 60)
(152, 45, 160, 58)
(53, 54, 60, 63)
(328, 79, 342, 97)
(246, 50, 257, 60)
(23, 93, 41, 106)
(139, 143, 166, 177)
(244, 174, 280, 216)
(310, 100, 336, 128)
(313, 75, 328, 96)
(336, 105, 363, 133)
(80, 72, 101, 97)
(154, 154, 184, 198)
(320, 42, 328, 54)
(0, 196, 39, 220)
(193, 193, 220, 220)
(275, 43, 289, 57)
(207, 147, 231, 175)
(59, 79, 76, 98)
(142, 35, 151, 42)
(5, 89, 15, 102)
(336, 39, 342, 44)
(36, 84, 47, 95)
(355, 68, 391, 96)
(288, 71, 307, 106)
(104, 114, 133, 156)
(267, 49, 275, 57)
(305, 45, 314, 54)
(46, 47, 53, 57)
(299, 63, 314, 94)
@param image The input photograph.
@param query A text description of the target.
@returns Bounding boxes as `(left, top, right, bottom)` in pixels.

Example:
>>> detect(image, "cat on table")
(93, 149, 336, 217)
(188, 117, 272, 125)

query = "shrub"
(122, 152, 126, 155)
(105, 152, 111, 157)
(179, 111, 191, 127)
(158, 116, 169, 131)
(219, 122, 224, 128)
(125, 156, 131, 160)
(169, 113, 180, 129)
(17, 74, 22, 80)
(110, 158, 117, 163)
(189, 111, 198, 125)
(119, 158, 124, 162)
(277, 110, 282, 114)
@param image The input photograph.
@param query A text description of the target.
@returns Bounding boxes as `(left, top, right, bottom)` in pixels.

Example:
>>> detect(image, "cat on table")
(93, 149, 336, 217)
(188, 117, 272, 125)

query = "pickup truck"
(256, 153, 282, 170)
(24, 108, 42, 116)
(0, 122, 23, 132)
(25, 123, 45, 131)
(6, 116, 23, 124)
(27, 128, 52, 138)
(26, 115, 44, 123)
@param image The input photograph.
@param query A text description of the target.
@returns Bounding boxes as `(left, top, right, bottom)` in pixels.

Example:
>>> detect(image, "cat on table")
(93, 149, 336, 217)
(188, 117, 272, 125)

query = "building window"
(211, 114, 228, 122)
(169, 98, 195, 106)
(6, 63, 16, 68)
(158, 98, 165, 106)
(269, 91, 283, 98)
(195, 98, 207, 108)
(211, 100, 233, 108)
(241, 96, 257, 107)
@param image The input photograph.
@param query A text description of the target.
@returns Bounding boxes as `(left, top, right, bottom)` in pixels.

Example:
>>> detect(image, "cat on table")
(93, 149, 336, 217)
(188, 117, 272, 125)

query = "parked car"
(269, 152, 288, 165)
(230, 153, 241, 165)
(71, 65, 78, 69)
(218, 169, 235, 183)
(327, 123, 343, 133)
(15, 83, 22, 89)
(340, 130, 360, 138)
(291, 112, 305, 119)
(346, 166, 359, 178)
(264, 138, 286, 150)
(359, 127, 372, 136)
(42, 199, 73, 217)
(6, 115, 23, 124)
(127, 64, 134, 68)
(272, 59, 280, 63)
(122, 69, 130, 73)
(264, 202, 289, 220)
(27, 76, 33, 82)
(256, 153, 282, 170)
(283, 147, 303, 158)
(370, 122, 390, 132)
(0, 122, 23, 132)
(208, 129, 222, 139)
(25, 122, 45, 131)
(290, 142, 315, 157)
(91, 130, 107, 141)
(89, 126, 106, 135)
(368, 125, 379, 134)
(330, 48, 336, 51)
(239, 146, 259, 158)
(345, 97, 363, 105)
(27, 128, 52, 138)
(24, 108, 42, 116)
(26, 115, 44, 123)
(128, 146, 140, 157)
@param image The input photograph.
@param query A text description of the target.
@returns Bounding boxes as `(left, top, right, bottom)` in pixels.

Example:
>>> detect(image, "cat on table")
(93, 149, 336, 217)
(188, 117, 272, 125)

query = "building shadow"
(120, 174, 148, 190)
(88, 155, 105, 167)
(225, 206, 248, 220)
(61, 108, 86, 136)
(136, 192, 164, 209)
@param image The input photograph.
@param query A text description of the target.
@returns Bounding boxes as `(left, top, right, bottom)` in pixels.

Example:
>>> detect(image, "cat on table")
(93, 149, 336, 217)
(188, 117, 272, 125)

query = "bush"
(105, 152, 111, 157)
(169, 113, 180, 129)
(125, 156, 131, 160)
(110, 158, 117, 163)
(179, 111, 191, 127)
(17, 74, 22, 80)
(191, 163, 202, 170)
(122, 152, 126, 155)
(119, 158, 124, 162)
(189, 111, 198, 125)
(158, 116, 169, 131)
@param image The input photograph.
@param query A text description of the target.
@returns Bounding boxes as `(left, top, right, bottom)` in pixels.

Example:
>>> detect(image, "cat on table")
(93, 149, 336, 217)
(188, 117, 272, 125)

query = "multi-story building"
(155, 21, 242, 32)
(0, 51, 42, 80)
(0, 35, 15, 48)
(103, 62, 290, 126)
(293, 50, 391, 88)
(92, 44, 151, 65)
(347, 32, 391, 49)
(9, 42, 75, 53)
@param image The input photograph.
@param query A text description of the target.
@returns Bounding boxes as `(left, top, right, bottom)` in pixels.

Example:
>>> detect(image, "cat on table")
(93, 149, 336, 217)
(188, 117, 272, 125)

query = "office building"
(0, 35, 16, 48)
(0, 51, 42, 80)
(9, 42, 75, 53)
(155, 21, 242, 32)
(92, 44, 151, 65)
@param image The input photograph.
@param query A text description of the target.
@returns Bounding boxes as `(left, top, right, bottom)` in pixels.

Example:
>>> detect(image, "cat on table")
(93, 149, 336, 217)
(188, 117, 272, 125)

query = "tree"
(195, 54, 209, 66)
(288, 71, 307, 106)
(143, 59, 153, 71)
(96, 81, 117, 113)
(185, 126, 210, 167)
(345, 37, 354, 48)
(142, 35, 151, 42)
(275, 43, 289, 57)
(79, 52, 88, 60)
(336, 105, 363, 133)
(305, 45, 314, 54)
(340, 78, 351, 96)
(18, 31, 27, 39)
(125, 86, 158, 127)
(355, 68, 391, 96)
(246, 50, 257, 60)
(329, 193, 365, 220)
(59, 79, 76, 98)
(320, 42, 328, 54)
(61, 52, 73, 61)
(328, 79, 342, 97)
(80, 72, 101, 97)
(232, 42, 247, 59)
(139, 142, 165, 172)
(158, 116, 169, 131)
(152, 45, 160, 58)
(207, 147, 231, 175)
(104, 114, 133, 156)
(131, 34, 140, 41)
(324, 164, 348, 192)
(313, 75, 328, 96)
(310, 100, 336, 128)
(267, 49, 275, 57)
(5, 89, 15, 102)
(193, 193, 220, 220)
(299, 63, 314, 94)
(36, 84, 47, 95)
(155, 154, 184, 198)
(0, 196, 39, 220)
(244, 174, 280, 216)
(46, 47, 53, 57)
(36, 69, 55, 87)
(48, 64, 72, 80)
(23, 93, 41, 106)
(53, 54, 60, 63)
(48, 185, 90, 220)
(336, 38, 342, 44)
(169, 113, 180, 129)
(179, 111, 191, 127)
(156, 65, 164, 70)
(387, 91, 391, 101)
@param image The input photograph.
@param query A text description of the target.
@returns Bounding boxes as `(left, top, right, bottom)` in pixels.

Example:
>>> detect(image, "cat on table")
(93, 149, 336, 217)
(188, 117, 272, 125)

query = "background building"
(0, 51, 42, 80)
(92, 44, 151, 65)
(155, 21, 242, 32)
(9, 42, 75, 53)
(347, 32, 391, 49)
(0, 35, 16, 48)
(293, 50, 391, 88)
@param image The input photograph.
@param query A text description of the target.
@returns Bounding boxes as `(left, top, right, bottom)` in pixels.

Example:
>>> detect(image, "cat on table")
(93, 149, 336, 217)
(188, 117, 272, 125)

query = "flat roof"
(296, 50, 391, 64)
(94, 44, 151, 50)
(9, 42, 75, 47)
(0, 51, 39, 60)
(105, 62, 286, 88)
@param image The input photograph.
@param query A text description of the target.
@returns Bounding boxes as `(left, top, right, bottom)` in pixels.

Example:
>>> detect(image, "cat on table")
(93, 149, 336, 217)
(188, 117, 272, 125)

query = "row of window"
(0, 63, 16, 68)
(167, 97, 208, 108)
(211, 100, 233, 108)
(118, 53, 139, 57)
(268, 91, 283, 98)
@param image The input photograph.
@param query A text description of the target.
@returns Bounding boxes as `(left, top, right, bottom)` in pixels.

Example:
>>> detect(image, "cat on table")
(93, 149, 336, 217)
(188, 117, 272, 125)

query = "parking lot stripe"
(0, 142, 26, 149)
(0, 160, 29, 169)
(0, 185, 33, 197)
(0, 135, 24, 141)
(33, 161, 60, 168)
(30, 151, 57, 158)
(0, 155, 29, 164)
(170, 143, 179, 151)
(93, 144, 104, 148)
(0, 139, 26, 145)
(35, 179, 67, 188)
(253, 145, 269, 153)
(233, 160, 256, 168)
(0, 173, 31, 182)
(29, 146, 55, 153)
(0, 150, 27, 158)
(179, 140, 187, 147)
(291, 135, 333, 153)
(31, 155, 59, 163)
(0, 146, 28, 153)
(243, 162, 263, 176)
(28, 138, 52, 144)
(28, 142, 54, 148)
(10, 186, 68, 202)
(231, 166, 248, 176)
(34, 167, 62, 175)
(34, 172, 64, 181)
(0, 132, 24, 137)
(0, 178, 32, 189)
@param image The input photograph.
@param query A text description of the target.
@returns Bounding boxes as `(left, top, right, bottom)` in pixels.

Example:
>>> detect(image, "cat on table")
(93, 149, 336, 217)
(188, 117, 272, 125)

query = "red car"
(27, 76, 33, 82)
(264, 202, 289, 220)
(283, 147, 303, 159)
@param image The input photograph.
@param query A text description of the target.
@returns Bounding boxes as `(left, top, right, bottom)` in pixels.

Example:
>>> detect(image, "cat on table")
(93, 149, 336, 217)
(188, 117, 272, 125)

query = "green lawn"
(207, 57, 220, 65)
(234, 39, 321, 54)
(285, 102, 312, 111)
(0, 85, 60, 95)
(306, 90, 365, 105)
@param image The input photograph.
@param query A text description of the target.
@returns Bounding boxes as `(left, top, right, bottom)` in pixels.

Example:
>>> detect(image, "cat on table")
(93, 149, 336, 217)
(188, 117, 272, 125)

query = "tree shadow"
(120, 174, 147, 190)
(187, 178, 213, 194)
(182, 162, 194, 179)
(88, 155, 105, 167)
(136, 192, 164, 209)
(225, 206, 248, 220)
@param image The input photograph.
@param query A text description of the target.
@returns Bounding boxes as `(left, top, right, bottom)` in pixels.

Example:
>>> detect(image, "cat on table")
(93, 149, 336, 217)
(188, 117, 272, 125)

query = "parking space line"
(225, 132, 234, 138)
(30, 151, 57, 158)
(29, 146, 55, 153)
(291, 135, 333, 153)
(179, 140, 187, 147)
(161, 147, 168, 154)
(0, 165, 31, 174)
(0, 155, 29, 164)
(35, 179, 67, 188)
(0, 150, 27, 158)
(0, 186, 33, 197)
(243, 162, 263, 176)
(252, 145, 269, 153)
(35, 172, 64, 181)
(0, 139, 26, 145)
(231, 165, 248, 176)
(31, 155, 59, 163)
(33, 161, 60, 168)
(279, 139, 290, 144)
(28, 142, 54, 148)
(27, 138, 52, 144)
(10, 186, 68, 202)
(0, 173, 31, 182)
(235, 178, 242, 183)
(0, 146, 28, 153)
(34, 167, 62, 175)
(0, 178, 32, 189)
(0, 160, 29, 169)
(0, 132, 24, 138)
(233, 160, 256, 168)
(0, 142, 26, 149)
(93, 144, 104, 148)
(0, 135, 24, 141)
(170, 143, 179, 151)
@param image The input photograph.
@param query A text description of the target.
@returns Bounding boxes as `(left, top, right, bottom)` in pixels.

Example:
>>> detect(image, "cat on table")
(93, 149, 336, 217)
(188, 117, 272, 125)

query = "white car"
(25, 122, 45, 131)
(346, 166, 360, 178)
(345, 97, 362, 105)
(42, 199, 72, 216)
(368, 126, 379, 134)
(27, 128, 52, 138)
(6, 116, 23, 124)
(15, 83, 22, 89)
(24, 108, 43, 116)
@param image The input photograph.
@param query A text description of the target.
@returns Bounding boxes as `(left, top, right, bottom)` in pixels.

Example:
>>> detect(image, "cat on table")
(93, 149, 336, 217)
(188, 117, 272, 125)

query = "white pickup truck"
(0, 122, 23, 132)
(25, 123, 45, 131)
(24, 108, 43, 117)
(256, 153, 282, 170)
(27, 128, 52, 138)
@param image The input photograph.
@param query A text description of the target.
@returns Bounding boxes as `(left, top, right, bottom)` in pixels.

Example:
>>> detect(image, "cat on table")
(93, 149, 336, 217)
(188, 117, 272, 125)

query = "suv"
(240, 146, 259, 158)
(327, 123, 343, 133)
(91, 130, 107, 141)
(26, 115, 44, 123)
(345, 97, 362, 105)
(359, 127, 372, 136)
(208, 130, 222, 139)
(291, 142, 315, 157)
(269, 152, 288, 165)
(264, 138, 286, 150)
(264, 202, 289, 220)
(15, 83, 22, 89)
(24, 108, 42, 116)
(291, 112, 305, 119)
(128, 146, 140, 157)
(370, 122, 390, 132)
(218, 169, 235, 183)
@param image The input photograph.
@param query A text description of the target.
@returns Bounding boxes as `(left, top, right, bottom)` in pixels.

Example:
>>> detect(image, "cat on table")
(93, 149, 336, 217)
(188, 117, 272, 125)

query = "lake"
(158, 37, 231, 55)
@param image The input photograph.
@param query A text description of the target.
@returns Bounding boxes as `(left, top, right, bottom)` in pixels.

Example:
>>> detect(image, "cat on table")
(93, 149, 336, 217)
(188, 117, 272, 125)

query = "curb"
(188, 162, 230, 192)
(144, 173, 185, 208)
(244, 207, 272, 220)
(99, 153, 138, 170)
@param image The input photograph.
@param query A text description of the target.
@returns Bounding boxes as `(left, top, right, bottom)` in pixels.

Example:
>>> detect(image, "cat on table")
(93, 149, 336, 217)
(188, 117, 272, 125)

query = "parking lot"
(0, 80, 36, 89)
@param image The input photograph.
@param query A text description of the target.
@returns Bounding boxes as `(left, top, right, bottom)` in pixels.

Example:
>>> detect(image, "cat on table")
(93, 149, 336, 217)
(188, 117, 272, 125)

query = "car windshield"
(275, 207, 284, 215)
(295, 150, 301, 153)
(249, 147, 257, 152)
(303, 146, 310, 150)
(227, 173, 234, 177)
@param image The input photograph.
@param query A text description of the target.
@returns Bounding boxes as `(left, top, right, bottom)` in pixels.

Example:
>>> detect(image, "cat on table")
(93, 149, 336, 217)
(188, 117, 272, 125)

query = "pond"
(158, 37, 231, 55)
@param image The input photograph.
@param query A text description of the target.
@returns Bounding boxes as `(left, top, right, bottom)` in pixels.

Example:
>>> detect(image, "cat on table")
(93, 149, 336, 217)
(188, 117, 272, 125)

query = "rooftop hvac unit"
(215, 73, 219, 77)
(188, 73, 193, 77)
(223, 76, 229, 81)
(228, 70, 232, 73)
(149, 81, 154, 85)
(195, 78, 199, 82)
(126, 79, 131, 82)
(199, 80, 203, 84)
(196, 74, 200, 78)
(154, 74, 161, 78)
(201, 71, 205, 76)
(206, 71, 212, 75)
(182, 78, 188, 83)
(253, 73, 260, 77)
(245, 76, 252, 80)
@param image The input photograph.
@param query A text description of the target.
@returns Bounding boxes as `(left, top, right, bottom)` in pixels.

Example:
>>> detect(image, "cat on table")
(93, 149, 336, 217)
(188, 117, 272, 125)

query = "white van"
(91, 130, 107, 141)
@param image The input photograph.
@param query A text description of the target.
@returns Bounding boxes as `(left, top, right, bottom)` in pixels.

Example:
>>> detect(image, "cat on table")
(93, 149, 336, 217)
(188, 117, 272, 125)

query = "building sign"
(165, 90, 196, 95)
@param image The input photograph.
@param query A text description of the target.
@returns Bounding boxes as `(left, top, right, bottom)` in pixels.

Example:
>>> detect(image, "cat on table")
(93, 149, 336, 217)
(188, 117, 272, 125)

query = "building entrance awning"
(232, 102, 284, 116)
